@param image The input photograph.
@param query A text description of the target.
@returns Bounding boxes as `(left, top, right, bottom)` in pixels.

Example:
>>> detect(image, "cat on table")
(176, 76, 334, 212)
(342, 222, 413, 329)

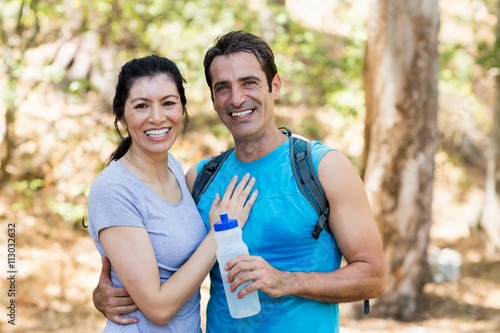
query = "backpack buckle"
(311, 214, 328, 239)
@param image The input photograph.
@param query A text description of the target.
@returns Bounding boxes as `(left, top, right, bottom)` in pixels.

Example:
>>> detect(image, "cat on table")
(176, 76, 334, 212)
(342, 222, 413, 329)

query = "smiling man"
(186, 30, 385, 333)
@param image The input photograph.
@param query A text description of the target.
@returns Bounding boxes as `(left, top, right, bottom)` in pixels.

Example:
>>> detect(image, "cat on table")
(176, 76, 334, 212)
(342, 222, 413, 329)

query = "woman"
(88, 55, 257, 332)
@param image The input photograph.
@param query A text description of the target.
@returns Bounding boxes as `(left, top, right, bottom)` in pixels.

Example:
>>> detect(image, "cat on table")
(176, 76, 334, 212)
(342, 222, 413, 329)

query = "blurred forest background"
(1, 0, 500, 332)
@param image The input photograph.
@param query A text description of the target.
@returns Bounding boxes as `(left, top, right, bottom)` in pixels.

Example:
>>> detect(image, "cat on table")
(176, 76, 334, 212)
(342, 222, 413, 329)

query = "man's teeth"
(231, 109, 253, 118)
(145, 128, 170, 137)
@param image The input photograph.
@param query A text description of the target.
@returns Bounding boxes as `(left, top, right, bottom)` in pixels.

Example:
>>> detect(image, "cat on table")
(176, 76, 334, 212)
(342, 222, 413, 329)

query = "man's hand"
(225, 255, 286, 299)
(93, 257, 139, 324)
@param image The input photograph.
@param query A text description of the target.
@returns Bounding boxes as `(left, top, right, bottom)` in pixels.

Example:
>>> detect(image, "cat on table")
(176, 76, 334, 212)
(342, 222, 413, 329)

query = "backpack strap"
(192, 148, 234, 205)
(281, 127, 370, 314)
(280, 127, 331, 239)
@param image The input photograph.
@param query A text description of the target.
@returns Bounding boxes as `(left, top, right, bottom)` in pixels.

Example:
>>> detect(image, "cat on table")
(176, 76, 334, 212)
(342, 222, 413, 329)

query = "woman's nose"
(149, 105, 165, 123)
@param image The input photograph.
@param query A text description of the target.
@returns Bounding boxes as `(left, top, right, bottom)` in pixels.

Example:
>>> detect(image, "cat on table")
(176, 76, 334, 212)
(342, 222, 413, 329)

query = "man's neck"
(234, 128, 287, 162)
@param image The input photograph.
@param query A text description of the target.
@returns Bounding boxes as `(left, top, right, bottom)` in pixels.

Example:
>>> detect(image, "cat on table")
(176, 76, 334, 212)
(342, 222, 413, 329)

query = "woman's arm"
(99, 174, 257, 326)
(99, 225, 215, 326)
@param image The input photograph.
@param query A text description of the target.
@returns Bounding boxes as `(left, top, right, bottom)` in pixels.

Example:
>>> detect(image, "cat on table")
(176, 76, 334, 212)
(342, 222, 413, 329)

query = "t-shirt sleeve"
(195, 157, 211, 174)
(87, 178, 146, 241)
(311, 140, 336, 172)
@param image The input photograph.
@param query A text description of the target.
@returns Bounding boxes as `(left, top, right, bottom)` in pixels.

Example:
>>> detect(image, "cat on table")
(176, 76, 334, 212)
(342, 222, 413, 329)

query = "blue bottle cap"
(214, 212, 238, 231)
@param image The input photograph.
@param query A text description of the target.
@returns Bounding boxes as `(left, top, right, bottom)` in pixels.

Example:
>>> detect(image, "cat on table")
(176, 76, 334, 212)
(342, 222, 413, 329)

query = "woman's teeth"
(145, 128, 170, 138)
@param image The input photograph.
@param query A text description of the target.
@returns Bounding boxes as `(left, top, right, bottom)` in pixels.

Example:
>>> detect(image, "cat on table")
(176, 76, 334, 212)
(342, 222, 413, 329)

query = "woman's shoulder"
(90, 161, 135, 195)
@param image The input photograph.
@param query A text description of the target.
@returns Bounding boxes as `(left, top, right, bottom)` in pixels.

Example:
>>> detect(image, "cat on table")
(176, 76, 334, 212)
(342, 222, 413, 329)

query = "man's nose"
(230, 87, 245, 107)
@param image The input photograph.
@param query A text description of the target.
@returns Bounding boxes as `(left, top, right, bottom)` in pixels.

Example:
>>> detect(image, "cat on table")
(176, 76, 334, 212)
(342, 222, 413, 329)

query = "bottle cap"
(214, 212, 238, 231)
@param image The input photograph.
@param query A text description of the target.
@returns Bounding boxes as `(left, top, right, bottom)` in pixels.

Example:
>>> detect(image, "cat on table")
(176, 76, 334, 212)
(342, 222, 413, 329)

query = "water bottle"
(214, 213, 261, 318)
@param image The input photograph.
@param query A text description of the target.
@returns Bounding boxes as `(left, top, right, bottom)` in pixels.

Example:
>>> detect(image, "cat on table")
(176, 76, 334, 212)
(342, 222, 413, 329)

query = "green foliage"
(47, 199, 87, 224)
(440, 44, 476, 88)
(265, 7, 365, 117)
(476, 39, 500, 69)
(67, 78, 93, 94)
(11, 178, 44, 210)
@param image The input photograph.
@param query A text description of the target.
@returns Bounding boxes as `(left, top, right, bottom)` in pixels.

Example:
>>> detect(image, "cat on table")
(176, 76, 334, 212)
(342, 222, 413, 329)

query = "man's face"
(209, 52, 280, 141)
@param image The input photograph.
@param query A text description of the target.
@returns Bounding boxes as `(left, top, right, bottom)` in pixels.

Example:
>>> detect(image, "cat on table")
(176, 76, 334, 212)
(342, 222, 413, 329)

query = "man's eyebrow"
(213, 80, 230, 90)
(239, 75, 261, 83)
(214, 76, 262, 89)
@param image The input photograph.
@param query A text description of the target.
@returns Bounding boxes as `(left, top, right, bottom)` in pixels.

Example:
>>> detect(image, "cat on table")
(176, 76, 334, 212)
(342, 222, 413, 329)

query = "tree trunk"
(0, 2, 38, 185)
(362, 0, 440, 320)
(480, 1, 500, 254)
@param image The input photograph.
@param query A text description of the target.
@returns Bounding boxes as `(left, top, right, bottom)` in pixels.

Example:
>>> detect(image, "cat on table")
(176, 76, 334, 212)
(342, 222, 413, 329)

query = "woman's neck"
(120, 149, 181, 203)
(121, 149, 170, 184)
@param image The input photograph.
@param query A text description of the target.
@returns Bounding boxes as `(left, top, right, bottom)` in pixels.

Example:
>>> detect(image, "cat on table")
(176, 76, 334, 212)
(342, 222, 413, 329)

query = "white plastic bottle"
(213, 213, 261, 318)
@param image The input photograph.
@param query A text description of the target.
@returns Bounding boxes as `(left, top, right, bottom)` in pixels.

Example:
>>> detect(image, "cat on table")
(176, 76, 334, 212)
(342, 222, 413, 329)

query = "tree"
(0, 0, 41, 185)
(480, 1, 500, 254)
(362, 0, 440, 320)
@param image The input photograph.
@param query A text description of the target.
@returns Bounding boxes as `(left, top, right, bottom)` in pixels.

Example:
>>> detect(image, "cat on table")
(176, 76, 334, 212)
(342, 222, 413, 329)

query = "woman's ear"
(114, 118, 128, 138)
(118, 119, 127, 131)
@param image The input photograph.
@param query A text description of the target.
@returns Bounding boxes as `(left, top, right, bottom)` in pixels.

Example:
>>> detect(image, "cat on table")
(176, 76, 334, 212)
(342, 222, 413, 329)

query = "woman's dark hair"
(108, 55, 189, 164)
(203, 30, 278, 101)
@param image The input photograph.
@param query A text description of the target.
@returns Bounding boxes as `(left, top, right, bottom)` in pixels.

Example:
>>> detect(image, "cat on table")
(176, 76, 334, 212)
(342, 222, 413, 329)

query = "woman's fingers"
(233, 174, 255, 205)
(220, 175, 240, 201)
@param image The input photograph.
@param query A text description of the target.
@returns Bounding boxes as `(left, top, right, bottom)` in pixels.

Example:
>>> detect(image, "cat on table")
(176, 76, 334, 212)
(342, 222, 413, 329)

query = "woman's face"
(121, 74, 184, 159)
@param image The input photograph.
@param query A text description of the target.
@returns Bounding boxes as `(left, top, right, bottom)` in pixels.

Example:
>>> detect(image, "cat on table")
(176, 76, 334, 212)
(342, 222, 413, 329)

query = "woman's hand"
(209, 173, 258, 229)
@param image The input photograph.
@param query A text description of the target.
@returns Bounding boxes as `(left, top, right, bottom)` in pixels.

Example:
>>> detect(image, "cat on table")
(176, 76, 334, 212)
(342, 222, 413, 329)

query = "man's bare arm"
(224, 151, 385, 303)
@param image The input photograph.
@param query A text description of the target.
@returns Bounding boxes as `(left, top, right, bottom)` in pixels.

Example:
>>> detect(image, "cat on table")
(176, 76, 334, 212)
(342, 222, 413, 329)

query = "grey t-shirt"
(88, 155, 206, 333)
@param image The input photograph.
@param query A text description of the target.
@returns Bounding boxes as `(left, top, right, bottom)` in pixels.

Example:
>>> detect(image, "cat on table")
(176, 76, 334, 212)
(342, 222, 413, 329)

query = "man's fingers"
(107, 294, 136, 306)
(109, 304, 139, 315)
(108, 313, 139, 325)
(109, 287, 133, 298)
(102, 256, 111, 271)
(100, 257, 112, 285)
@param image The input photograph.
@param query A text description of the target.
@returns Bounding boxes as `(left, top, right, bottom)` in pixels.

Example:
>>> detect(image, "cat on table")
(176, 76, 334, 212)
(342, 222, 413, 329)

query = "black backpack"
(192, 127, 330, 239)
(191, 127, 370, 314)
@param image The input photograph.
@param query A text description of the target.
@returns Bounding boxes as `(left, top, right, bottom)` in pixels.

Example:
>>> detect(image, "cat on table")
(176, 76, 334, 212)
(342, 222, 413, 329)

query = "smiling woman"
(86, 54, 258, 333)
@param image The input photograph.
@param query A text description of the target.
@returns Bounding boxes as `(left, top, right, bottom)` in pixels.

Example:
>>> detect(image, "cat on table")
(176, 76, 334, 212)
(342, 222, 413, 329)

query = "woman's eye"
(134, 103, 148, 109)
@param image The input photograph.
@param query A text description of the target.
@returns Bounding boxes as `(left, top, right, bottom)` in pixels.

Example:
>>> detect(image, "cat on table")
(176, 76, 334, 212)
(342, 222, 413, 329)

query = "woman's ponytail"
(107, 120, 131, 164)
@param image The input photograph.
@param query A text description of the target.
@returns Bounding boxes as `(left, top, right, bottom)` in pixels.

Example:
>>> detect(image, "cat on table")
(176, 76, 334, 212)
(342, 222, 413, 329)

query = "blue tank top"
(196, 140, 342, 333)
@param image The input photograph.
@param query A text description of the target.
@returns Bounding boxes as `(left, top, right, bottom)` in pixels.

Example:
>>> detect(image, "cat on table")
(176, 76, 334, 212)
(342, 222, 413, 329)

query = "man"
(93, 30, 385, 332)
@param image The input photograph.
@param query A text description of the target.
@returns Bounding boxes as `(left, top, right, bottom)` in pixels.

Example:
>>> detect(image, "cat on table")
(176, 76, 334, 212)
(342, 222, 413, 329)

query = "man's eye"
(215, 86, 228, 93)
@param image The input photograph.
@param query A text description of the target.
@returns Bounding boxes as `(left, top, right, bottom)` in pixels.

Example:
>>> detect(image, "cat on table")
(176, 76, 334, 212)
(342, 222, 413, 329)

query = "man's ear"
(272, 74, 281, 98)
